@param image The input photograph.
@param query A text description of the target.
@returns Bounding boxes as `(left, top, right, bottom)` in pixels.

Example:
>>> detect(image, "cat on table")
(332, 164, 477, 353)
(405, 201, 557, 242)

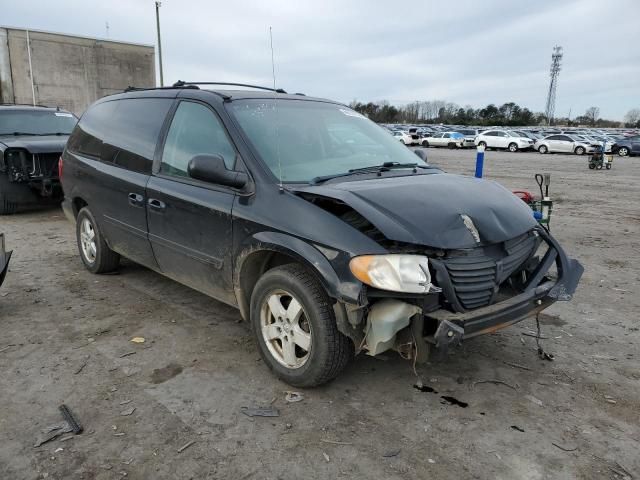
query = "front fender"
(234, 231, 362, 321)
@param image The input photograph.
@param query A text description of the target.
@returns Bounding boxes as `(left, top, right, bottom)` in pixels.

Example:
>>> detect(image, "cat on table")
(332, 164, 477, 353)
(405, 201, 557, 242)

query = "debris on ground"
(382, 449, 401, 458)
(120, 407, 136, 416)
(34, 424, 73, 448)
(552, 441, 578, 452)
(320, 439, 352, 445)
(59, 404, 83, 434)
(240, 406, 280, 417)
(130, 337, 145, 344)
(284, 391, 304, 403)
(177, 440, 196, 453)
(511, 425, 525, 432)
(440, 396, 468, 408)
(525, 395, 544, 407)
(472, 379, 517, 391)
(119, 351, 136, 358)
(322, 452, 330, 462)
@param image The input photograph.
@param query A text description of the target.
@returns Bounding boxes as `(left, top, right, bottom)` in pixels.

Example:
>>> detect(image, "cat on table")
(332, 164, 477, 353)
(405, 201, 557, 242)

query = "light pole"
(155, 1, 164, 87)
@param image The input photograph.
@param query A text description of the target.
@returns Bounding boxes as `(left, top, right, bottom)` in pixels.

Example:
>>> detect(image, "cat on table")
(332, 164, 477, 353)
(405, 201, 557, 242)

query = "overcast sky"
(4, 0, 639, 119)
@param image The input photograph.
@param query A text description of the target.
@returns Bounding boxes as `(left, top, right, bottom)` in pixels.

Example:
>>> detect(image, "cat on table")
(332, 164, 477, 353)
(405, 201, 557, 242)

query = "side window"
(559, 135, 571, 142)
(67, 98, 171, 173)
(443, 133, 450, 138)
(496, 131, 507, 137)
(161, 102, 236, 178)
(547, 135, 561, 140)
(486, 131, 497, 137)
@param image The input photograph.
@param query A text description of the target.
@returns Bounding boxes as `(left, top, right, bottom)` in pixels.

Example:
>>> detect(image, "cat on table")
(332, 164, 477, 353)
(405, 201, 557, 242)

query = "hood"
(0, 135, 68, 153)
(294, 173, 538, 249)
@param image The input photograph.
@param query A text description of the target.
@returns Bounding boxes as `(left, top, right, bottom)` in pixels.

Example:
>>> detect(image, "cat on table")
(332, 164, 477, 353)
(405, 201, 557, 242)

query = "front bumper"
(426, 228, 583, 347)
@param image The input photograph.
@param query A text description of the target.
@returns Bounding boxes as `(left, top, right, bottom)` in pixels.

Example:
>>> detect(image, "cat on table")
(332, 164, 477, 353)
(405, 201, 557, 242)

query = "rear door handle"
(128, 192, 144, 207)
(148, 198, 166, 211)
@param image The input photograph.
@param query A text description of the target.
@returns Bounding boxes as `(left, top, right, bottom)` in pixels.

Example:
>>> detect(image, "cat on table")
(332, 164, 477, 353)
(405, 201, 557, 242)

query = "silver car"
(535, 134, 595, 155)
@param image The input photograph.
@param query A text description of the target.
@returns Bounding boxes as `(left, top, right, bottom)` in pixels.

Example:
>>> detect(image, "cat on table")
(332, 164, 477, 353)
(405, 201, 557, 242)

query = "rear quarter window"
(67, 98, 172, 173)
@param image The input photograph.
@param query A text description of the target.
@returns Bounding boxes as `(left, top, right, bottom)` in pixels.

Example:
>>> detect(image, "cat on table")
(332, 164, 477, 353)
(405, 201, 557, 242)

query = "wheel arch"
(233, 232, 361, 322)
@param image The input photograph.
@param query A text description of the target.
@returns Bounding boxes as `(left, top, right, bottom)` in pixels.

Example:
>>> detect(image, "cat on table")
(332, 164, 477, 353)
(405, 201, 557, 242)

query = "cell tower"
(544, 46, 563, 125)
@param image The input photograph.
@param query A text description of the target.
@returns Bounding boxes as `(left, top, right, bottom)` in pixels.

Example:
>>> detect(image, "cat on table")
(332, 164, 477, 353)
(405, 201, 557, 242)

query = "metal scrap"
(240, 406, 280, 417)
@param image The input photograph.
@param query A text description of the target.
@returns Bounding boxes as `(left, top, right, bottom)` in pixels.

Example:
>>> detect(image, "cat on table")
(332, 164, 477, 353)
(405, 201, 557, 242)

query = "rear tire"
(538, 145, 548, 154)
(575, 146, 585, 155)
(618, 147, 629, 157)
(76, 207, 120, 274)
(478, 141, 487, 149)
(447, 142, 456, 149)
(606, 163, 612, 169)
(0, 193, 17, 215)
(250, 264, 353, 387)
(508, 143, 518, 152)
(588, 163, 596, 169)
(422, 140, 429, 147)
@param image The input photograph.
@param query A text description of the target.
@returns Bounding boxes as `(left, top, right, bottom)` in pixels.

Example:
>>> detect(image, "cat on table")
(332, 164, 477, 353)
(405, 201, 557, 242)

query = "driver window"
(161, 101, 236, 177)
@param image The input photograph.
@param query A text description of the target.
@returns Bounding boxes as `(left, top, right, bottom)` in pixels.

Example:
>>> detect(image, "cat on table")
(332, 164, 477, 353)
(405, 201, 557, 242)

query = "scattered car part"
(59, 404, 83, 434)
(0, 233, 11, 288)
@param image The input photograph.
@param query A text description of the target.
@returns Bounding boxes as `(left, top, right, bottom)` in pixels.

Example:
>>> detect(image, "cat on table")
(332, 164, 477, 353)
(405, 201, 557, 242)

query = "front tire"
(250, 264, 353, 387)
(508, 143, 518, 152)
(478, 141, 487, 149)
(575, 146, 585, 155)
(76, 207, 120, 273)
(538, 145, 548, 154)
(422, 140, 429, 147)
(618, 147, 629, 157)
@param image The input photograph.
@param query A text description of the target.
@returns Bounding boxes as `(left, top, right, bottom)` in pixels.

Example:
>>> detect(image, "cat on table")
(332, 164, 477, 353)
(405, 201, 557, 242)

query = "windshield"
(0, 110, 76, 135)
(229, 100, 428, 183)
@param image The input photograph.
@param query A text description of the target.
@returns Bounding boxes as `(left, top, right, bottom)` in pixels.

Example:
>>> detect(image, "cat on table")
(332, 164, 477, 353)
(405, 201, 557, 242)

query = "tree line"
(348, 100, 639, 128)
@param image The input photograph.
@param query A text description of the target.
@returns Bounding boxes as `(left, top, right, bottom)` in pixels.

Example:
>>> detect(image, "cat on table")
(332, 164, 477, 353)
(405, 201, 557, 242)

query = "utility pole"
(544, 45, 562, 126)
(155, 1, 164, 87)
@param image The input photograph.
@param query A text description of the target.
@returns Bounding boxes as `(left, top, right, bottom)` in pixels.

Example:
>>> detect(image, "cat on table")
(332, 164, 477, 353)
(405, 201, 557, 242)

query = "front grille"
(33, 153, 60, 179)
(442, 231, 539, 310)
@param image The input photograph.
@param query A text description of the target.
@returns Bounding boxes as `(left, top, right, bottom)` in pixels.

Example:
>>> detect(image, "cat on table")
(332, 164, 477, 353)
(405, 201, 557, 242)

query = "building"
(0, 26, 155, 115)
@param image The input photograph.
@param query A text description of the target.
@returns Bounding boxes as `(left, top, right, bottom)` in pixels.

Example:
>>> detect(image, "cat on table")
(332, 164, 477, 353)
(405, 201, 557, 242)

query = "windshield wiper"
(2, 132, 69, 136)
(5, 131, 41, 136)
(310, 162, 431, 185)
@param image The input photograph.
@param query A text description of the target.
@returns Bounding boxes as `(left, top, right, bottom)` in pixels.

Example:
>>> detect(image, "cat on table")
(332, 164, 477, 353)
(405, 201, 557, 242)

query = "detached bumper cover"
(0, 233, 12, 288)
(427, 228, 583, 344)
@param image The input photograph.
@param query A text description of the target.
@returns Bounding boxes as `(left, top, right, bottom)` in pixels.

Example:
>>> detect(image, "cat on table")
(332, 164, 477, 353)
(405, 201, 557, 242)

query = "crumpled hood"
(294, 173, 538, 249)
(0, 135, 68, 153)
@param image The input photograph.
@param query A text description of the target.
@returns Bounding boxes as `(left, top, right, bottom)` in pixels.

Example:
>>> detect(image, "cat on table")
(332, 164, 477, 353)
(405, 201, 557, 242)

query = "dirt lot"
(1, 148, 639, 480)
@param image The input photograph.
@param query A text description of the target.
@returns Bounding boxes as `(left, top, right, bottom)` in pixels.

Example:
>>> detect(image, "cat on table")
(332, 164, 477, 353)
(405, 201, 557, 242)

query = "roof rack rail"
(172, 80, 287, 94)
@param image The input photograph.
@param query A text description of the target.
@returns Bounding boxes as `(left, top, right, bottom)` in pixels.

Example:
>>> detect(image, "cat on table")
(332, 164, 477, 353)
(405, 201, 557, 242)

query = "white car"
(474, 130, 535, 152)
(534, 134, 595, 155)
(393, 128, 421, 146)
(420, 131, 465, 148)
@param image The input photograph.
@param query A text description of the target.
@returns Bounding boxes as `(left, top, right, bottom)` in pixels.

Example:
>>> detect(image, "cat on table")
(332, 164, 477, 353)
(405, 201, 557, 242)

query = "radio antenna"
(269, 26, 284, 192)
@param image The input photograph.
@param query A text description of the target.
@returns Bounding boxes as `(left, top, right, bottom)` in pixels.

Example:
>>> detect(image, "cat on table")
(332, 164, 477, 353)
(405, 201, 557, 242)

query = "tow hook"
(433, 320, 464, 360)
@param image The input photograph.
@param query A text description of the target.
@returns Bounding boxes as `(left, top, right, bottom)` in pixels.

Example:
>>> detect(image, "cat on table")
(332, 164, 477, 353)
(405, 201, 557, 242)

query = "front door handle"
(128, 192, 144, 207)
(148, 198, 166, 211)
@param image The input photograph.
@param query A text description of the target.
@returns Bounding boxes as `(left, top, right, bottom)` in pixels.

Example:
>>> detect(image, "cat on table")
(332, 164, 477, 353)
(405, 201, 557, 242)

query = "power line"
(544, 45, 562, 125)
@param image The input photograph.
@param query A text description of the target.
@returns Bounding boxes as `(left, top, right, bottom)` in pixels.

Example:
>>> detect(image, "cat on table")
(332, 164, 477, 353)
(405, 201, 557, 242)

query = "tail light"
(58, 155, 63, 179)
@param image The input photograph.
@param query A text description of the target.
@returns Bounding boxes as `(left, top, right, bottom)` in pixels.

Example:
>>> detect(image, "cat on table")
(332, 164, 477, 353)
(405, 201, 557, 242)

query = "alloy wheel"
(80, 218, 97, 264)
(260, 289, 312, 369)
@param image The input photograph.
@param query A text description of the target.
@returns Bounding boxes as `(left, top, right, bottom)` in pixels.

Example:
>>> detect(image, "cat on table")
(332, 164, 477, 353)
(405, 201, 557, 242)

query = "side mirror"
(414, 149, 428, 162)
(187, 154, 248, 189)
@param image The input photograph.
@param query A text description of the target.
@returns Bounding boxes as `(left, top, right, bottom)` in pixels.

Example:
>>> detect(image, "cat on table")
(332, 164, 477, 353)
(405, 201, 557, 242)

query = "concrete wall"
(0, 27, 155, 115)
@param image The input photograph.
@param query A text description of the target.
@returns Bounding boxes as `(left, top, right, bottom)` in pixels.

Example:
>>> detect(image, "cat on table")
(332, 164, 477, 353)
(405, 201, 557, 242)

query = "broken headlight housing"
(349, 254, 432, 293)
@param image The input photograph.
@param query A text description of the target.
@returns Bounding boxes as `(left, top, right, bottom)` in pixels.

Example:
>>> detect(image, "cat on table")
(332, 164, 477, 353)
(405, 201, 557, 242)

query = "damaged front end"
(1, 148, 61, 197)
(337, 227, 583, 361)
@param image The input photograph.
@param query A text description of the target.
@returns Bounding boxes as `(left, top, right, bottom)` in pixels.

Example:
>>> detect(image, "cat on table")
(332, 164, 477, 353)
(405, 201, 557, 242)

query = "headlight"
(349, 254, 432, 293)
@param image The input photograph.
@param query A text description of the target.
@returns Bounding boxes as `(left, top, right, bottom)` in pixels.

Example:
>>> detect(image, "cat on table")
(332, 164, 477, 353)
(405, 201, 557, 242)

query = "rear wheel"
(508, 143, 518, 152)
(478, 141, 487, 149)
(422, 140, 429, 147)
(447, 142, 456, 149)
(575, 146, 585, 155)
(538, 145, 548, 154)
(250, 264, 353, 387)
(588, 163, 596, 169)
(606, 163, 612, 169)
(618, 147, 629, 157)
(76, 207, 120, 274)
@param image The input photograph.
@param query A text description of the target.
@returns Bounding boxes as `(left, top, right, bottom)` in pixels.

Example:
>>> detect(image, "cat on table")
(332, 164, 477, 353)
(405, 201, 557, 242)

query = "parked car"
(454, 129, 480, 147)
(0, 104, 77, 214)
(535, 134, 595, 155)
(393, 131, 415, 145)
(420, 131, 466, 148)
(474, 130, 534, 152)
(60, 84, 583, 387)
(612, 135, 640, 157)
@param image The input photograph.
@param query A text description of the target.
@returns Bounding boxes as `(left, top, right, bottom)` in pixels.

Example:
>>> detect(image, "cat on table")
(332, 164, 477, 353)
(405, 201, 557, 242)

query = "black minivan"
(61, 83, 583, 386)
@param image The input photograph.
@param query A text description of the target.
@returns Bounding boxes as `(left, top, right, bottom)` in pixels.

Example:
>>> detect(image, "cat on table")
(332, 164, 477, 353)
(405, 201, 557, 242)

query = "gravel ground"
(0, 148, 638, 480)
